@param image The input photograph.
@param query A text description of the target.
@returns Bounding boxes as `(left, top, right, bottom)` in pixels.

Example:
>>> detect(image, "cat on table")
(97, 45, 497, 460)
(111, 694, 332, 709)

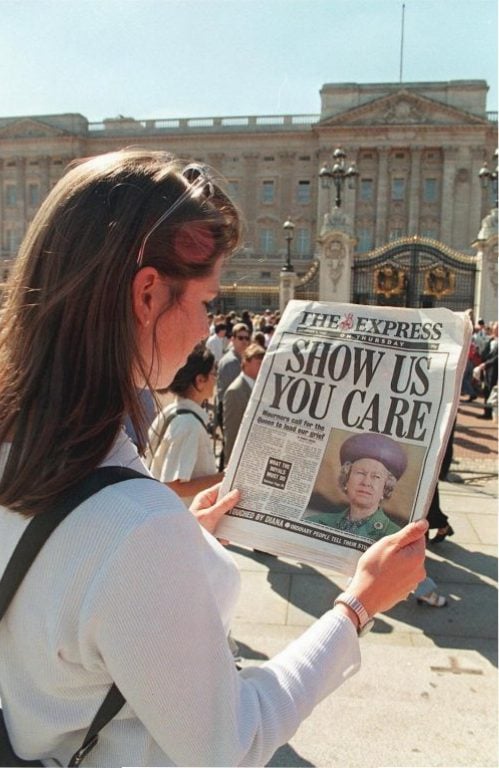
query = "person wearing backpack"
(0, 150, 427, 767)
(145, 343, 223, 503)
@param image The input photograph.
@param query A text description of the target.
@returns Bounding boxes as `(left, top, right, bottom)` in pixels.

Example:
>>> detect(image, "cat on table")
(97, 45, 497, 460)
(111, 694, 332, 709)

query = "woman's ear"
(132, 267, 168, 328)
(193, 372, 207, 392)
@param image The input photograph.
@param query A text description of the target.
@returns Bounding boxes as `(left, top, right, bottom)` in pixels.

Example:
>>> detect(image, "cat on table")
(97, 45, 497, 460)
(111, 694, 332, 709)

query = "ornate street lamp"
(478, 148, 498, 208)
(319, 147, 359, 208)
(282, 218, 295, 272)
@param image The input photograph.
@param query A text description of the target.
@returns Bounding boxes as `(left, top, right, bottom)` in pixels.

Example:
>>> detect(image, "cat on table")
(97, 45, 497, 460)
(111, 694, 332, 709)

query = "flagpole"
(399, 3, 406, 83)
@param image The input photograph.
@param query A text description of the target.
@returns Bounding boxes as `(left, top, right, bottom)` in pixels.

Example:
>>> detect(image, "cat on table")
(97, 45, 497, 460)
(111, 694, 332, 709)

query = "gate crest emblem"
(374, 266, 405, 297)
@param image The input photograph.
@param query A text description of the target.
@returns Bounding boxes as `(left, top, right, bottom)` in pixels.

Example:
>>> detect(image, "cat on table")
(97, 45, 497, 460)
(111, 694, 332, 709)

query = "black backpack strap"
(174, 408, 209, 432)
(0, 467, 149, 620)
(148, 407, 209, 458)
(0, 466, 154, 766)
(67, 684, 125, 767)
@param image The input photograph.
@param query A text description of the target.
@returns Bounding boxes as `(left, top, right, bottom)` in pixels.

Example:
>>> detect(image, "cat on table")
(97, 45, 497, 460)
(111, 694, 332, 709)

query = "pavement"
(228, 399, 498, 768)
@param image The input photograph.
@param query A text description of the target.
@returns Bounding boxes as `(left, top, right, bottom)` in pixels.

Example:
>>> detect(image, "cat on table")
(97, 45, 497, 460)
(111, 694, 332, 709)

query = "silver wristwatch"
(334, 592, 375, 637)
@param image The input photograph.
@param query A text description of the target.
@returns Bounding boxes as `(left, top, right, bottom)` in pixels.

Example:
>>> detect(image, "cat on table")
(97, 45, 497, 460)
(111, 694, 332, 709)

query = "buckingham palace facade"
(0, 80, 497, 315)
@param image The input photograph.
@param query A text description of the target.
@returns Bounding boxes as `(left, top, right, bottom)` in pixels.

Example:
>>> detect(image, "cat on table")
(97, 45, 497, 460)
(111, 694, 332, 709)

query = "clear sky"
(1, 0, 497, 122)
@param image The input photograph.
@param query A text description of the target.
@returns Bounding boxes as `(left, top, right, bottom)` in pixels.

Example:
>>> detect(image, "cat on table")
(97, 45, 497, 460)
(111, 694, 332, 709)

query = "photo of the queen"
(307, 433, 408, 541)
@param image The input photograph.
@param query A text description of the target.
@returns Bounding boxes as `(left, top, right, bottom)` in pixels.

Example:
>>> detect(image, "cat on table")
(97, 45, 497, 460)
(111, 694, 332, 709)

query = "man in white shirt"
(473, 319, 490, 356)
(206, 323, 228, 363)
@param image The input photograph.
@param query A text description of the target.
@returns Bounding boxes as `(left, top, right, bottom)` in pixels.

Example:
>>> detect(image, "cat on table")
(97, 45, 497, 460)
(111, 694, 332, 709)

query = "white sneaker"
(417, 591, 447, 608)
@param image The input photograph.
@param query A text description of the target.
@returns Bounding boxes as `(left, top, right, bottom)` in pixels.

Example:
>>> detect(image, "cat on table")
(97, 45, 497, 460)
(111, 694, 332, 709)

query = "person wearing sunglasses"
(217, 323, 252, 398)
(0, 149, 427, 768)
(223, 342, 266, 465)
(215, 321, 251, 468)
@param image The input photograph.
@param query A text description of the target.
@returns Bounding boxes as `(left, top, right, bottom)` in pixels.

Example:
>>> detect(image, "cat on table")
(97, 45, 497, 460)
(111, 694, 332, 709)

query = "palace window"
(488, 183, 496, 207)
(391, 178, 405, 201)
(5, 228, 20, 253)
(421, 227, 438, 239)
(360, 179, 374, 202)
(261, 180, 275, 203)
(5, 185, 17, 207)
(28, 183, 40, 207)
(227, 180, 239, 200)
(389, 228, 404, 241)
(295, 227, 311, 256)
(297, 180, 311, 204)
(259, 228, 275, 254)
(357, 229, 373, 253)
(423, 178, 438, 203)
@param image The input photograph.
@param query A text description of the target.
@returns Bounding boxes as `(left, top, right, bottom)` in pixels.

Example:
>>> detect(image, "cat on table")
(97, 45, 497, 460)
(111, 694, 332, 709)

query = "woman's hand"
(190, 482, 241, 537)
(346, 519, 428, 618)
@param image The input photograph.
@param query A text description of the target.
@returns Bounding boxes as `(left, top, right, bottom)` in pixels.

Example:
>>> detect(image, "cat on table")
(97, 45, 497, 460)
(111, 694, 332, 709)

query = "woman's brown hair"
(0, 149, 240, 515)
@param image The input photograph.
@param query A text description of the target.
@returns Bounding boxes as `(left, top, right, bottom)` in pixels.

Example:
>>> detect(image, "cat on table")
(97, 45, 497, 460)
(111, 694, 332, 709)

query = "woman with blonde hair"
(0, 149, 427, 767)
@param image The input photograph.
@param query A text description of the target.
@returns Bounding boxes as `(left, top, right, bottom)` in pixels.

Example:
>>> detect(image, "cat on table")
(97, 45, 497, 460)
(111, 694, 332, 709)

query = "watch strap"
(334, 592, 374, 636)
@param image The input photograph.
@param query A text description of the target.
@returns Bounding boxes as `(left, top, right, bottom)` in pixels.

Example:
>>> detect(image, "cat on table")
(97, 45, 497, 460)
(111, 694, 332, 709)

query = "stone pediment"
(319, 90, 487, 127)
(0, 118, 68, 139)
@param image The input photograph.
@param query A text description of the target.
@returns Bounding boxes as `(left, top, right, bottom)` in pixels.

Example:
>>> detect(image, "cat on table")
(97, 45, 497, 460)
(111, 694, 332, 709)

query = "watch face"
(358, 617, 375, 637)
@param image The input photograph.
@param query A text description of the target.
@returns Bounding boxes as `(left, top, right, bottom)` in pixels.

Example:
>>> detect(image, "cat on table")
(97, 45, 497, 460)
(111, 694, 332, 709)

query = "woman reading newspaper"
(0, 150, 427, 767)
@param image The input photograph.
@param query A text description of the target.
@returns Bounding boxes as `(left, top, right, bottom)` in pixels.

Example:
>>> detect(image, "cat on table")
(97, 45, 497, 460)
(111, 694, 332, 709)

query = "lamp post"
(478, 148, 498, 208)
(282, 217, 295, 272)
(319, 147, 359, 208)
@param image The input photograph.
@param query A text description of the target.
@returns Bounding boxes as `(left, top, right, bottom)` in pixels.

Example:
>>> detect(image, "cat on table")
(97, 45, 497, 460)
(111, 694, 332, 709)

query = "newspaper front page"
(216, 301, 470, 575)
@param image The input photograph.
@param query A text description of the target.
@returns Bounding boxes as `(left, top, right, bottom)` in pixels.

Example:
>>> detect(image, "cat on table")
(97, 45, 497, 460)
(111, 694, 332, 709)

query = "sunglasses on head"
(136, 163, 215, 268)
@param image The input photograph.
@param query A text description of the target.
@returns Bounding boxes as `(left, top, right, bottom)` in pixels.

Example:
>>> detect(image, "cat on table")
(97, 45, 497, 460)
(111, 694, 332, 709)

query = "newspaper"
(216, 300, 471, 575)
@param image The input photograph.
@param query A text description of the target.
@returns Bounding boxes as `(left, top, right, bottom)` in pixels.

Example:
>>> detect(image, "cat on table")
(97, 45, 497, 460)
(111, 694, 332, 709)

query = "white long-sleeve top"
(0, 432, 360, 767)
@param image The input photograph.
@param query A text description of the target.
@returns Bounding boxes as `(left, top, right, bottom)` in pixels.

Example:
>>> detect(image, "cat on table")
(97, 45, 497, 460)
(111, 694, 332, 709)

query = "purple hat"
(340, 433, 407, 479)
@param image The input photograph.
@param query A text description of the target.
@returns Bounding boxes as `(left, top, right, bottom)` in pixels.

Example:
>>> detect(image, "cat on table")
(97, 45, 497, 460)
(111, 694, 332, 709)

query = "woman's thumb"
(392, 519, 428, 548)
(212, 488, 241, 516)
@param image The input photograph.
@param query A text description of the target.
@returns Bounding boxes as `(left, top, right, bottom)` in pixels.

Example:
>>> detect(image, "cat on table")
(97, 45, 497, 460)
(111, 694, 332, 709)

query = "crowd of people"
(462, 312, 498, 420)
